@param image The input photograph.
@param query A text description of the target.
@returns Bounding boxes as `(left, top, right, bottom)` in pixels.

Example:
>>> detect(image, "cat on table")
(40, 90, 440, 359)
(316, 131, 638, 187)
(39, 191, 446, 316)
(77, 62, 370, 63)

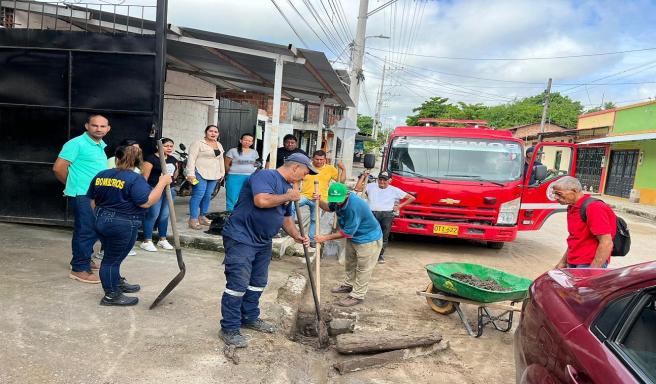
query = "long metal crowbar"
(150, 139, 186, 309)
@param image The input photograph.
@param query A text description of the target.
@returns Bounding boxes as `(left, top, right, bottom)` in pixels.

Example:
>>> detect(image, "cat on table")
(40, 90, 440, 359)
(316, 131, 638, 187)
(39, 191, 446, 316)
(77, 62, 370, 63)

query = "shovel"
(150, 140, 186, 309)
(294, 199, 329, 348)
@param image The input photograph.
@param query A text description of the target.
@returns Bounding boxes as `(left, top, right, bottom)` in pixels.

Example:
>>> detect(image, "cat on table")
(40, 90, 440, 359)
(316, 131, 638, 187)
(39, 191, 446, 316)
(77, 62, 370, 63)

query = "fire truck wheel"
(486, 241, 505, 249)
(425, 283, 456, 315)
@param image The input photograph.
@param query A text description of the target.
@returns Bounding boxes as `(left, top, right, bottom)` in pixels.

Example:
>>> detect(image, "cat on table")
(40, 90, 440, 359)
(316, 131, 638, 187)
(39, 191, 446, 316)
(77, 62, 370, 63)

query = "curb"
(177, 233, 295, 258)
(603, 203, 656, 223)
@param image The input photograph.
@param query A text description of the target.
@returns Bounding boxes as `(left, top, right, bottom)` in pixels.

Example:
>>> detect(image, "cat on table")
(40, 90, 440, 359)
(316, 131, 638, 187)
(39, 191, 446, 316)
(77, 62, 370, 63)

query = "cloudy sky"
(86, 0, 656, 127)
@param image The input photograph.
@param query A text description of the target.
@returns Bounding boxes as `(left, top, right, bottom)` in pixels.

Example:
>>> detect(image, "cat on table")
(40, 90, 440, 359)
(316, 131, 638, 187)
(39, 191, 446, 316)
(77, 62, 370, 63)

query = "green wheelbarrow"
(416, 262, 532, 337)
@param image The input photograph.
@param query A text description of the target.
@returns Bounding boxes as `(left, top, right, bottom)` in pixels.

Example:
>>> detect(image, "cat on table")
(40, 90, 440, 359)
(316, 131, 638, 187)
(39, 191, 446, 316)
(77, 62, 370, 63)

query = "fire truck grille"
(402, 203, 497, 225)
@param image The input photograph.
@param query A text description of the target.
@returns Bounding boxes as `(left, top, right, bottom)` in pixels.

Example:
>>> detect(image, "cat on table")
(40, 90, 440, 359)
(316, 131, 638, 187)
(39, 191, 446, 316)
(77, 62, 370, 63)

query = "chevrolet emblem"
(439, 198, 460, 205)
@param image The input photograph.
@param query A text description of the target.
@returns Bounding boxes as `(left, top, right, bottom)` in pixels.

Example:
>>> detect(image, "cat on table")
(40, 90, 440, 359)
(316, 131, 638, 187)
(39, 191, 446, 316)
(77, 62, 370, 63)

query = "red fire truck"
(382, 119, 576, 249)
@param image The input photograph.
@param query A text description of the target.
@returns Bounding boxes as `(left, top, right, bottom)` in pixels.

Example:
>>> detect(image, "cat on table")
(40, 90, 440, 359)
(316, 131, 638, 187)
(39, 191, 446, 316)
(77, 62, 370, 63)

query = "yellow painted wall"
(637, 188, 656, 205)
(577, 111, 615, 129)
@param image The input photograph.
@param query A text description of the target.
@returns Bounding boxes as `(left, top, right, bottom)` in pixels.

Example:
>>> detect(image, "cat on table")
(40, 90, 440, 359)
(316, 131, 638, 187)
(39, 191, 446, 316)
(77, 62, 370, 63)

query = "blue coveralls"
(219, 170, 292, 331)
(86, 169, 151, 294)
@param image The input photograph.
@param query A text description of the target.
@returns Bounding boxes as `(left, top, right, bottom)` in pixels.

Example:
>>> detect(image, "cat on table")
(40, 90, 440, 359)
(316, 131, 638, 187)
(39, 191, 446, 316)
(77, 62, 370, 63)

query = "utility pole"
(342, 0, 369, 178)
(539, 78, 553, 134)
(373, 58, 386, 140)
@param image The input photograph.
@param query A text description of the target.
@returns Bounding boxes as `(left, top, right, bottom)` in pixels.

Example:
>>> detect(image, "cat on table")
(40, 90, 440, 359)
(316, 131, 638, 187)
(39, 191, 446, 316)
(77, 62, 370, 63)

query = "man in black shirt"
(265, 134, 307, 169)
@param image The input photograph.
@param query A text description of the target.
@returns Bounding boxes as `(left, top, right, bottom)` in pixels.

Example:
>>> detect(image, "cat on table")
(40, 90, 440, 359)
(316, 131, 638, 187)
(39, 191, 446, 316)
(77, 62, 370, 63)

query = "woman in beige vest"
(185, 124, 225, 229)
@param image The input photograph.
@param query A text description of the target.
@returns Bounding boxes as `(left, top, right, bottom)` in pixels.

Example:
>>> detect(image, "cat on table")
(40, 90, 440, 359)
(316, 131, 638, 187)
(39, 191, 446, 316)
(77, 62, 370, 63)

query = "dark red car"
(514, 262, 656, 383)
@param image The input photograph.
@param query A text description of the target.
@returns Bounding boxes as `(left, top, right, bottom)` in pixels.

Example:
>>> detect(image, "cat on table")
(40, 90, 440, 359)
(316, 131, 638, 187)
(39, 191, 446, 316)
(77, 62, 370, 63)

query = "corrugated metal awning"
(579, 132, 656, 145)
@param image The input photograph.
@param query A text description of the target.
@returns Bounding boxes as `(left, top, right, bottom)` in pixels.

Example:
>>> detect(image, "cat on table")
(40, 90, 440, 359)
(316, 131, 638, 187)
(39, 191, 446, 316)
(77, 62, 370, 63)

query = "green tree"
(405, 92, 583, 129)
(357, 114, 374, 136)
(405, 97, 463, 125)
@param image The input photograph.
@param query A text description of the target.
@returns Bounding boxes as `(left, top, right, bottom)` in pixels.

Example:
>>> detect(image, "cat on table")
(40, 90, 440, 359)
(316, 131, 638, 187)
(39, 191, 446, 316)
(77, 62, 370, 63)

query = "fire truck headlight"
(497, 197, 521, 225)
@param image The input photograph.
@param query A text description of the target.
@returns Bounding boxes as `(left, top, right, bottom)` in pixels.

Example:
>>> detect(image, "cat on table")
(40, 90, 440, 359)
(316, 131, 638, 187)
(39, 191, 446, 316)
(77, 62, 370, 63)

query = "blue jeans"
(220, 236, 272, 332)
(189, 171, 218, 219)
(297, 197, 317, 242)
(69, 195, 98, 272)
(225, 174, 249, 212)
(568, 262, 608, 268)
(94, 208, 142, 294)
(143, 189, 176, 240)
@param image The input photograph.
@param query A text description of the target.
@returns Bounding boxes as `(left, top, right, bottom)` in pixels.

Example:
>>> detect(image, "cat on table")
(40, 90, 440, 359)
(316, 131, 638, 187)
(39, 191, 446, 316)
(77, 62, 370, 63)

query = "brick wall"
(163, 70, 216, 152)
(511, 123, 567, 139)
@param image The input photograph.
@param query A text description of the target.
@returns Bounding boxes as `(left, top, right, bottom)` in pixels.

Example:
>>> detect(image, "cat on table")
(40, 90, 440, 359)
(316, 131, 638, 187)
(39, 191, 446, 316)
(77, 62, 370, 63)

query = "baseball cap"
(525, 146, 535, 155)
(285, 153, 318, 175)
(327, 183, 349, 203)
(378, 171, 391, 180)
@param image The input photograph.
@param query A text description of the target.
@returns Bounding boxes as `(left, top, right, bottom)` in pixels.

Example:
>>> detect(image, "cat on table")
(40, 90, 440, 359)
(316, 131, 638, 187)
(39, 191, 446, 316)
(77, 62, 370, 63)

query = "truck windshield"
(387, 136, 523, 182)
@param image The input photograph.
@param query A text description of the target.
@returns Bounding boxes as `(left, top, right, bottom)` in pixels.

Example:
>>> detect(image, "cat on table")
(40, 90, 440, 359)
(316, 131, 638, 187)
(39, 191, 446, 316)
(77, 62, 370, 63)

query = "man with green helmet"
(315, 183, 383, 307)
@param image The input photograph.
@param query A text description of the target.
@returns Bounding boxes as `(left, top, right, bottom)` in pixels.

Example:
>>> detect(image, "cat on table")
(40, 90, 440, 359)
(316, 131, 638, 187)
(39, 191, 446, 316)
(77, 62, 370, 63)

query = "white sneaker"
(128, 249, 138, 256)
(157, 239, 174, 250)
(140, 241, 157, 252)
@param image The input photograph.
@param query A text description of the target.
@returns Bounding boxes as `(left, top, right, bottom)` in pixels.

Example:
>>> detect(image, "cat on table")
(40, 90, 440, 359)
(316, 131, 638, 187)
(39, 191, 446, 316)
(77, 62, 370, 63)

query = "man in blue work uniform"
(315, 183, 383, 307)
(53, 115, 110, 284)
(219, 153, 317, 348)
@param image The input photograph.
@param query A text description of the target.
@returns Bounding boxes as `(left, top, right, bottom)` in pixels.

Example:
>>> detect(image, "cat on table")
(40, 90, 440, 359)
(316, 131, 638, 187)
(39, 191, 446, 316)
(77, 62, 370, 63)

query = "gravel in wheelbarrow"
(425, 262, 532, 303)
(450, 272, 511, 292)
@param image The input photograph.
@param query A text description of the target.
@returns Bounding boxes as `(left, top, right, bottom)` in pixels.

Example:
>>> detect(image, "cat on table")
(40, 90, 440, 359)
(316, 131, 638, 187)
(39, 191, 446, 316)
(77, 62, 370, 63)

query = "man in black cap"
(523, 146, 543, 185)
(355, 170, 415, 263)
(219, 152, 316, 348)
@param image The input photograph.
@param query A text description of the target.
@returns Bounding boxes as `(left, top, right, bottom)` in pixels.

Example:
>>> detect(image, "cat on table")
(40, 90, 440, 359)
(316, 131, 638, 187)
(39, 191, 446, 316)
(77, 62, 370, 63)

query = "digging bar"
(150, 139, 186, 309)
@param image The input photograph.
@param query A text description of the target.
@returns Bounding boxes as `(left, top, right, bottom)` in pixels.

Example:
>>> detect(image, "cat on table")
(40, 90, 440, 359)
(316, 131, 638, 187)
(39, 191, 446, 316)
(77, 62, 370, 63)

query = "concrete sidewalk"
(0, 222, 328, 384)
(598, 195, 656, 222)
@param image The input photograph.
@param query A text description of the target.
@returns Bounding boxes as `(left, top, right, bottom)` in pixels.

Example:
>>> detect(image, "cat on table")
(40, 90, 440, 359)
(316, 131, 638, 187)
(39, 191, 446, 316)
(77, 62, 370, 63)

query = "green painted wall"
(612, 140, 656, 189)
(613, 103, 656, 134)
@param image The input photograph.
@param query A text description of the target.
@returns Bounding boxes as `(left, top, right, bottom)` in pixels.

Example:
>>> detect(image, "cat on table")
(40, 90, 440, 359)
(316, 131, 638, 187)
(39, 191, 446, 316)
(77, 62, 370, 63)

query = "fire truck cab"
(382, 119, 576, 249)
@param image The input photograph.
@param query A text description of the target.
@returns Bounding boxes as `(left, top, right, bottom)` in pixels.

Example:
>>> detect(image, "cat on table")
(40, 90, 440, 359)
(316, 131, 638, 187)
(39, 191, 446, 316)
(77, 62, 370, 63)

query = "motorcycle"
(174, 143, 221, 199)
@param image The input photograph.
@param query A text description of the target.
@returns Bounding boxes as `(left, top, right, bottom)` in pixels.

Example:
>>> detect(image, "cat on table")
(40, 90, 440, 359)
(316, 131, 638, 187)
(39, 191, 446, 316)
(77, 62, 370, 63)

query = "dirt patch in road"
(451, 272, 511, 291)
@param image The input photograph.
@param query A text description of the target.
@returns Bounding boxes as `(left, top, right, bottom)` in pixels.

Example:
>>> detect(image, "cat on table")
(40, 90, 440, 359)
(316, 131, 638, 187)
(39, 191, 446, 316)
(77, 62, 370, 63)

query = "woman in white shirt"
(185, 125, 225, 229)
(224, 133, 259, 212)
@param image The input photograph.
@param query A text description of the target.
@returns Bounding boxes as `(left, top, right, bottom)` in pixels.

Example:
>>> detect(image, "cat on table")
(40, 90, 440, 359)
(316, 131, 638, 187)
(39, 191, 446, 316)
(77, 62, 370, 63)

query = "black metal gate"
(576, 147, 605, 193)
(217, 98, 258, 157)
(605, 150, 639, 198)
(0, 30, 157, 225)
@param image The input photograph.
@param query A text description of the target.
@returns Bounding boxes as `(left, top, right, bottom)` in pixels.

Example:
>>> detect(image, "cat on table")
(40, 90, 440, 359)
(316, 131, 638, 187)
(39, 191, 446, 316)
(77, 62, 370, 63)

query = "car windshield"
(387, 136, 523, 182)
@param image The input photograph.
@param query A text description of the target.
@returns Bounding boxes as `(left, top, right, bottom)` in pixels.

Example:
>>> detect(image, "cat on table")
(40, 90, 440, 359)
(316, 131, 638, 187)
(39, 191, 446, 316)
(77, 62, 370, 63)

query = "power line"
(367, 46, 656, 61)
(302, 0, 345, 55)
(286, 0, 340, 57)
(367, 52, 656, 87)
(561, 60, 656, 94)
(270, 0, 309, 47)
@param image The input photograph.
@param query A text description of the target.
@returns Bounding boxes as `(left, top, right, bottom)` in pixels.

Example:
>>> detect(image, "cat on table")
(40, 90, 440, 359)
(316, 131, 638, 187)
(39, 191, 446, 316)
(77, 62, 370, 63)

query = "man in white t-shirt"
(355, 171, 415, 263)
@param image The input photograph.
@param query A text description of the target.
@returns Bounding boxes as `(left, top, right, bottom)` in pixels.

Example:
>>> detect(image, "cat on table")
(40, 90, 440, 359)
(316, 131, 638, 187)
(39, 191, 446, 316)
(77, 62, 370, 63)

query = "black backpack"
(580, 198, 631, 256)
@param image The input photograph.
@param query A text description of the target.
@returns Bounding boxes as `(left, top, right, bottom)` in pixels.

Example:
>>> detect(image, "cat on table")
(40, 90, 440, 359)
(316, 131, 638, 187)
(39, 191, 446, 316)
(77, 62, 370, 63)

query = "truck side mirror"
(363, 154, 376, 169)
(533, 164, 548, 182)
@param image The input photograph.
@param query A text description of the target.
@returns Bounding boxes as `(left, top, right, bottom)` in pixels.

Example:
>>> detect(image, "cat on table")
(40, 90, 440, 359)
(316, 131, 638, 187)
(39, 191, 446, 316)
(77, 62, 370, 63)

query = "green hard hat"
(327, 183, 349, 203)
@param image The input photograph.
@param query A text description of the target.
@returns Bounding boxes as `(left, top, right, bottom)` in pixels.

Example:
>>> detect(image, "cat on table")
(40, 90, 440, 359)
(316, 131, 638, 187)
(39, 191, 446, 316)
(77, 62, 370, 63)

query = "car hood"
(537, 261, 656, 325)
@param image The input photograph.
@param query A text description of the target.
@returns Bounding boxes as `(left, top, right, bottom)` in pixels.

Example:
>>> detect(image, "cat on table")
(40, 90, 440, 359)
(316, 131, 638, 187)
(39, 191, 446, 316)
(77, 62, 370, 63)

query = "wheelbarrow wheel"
(425, 283, 456, 315)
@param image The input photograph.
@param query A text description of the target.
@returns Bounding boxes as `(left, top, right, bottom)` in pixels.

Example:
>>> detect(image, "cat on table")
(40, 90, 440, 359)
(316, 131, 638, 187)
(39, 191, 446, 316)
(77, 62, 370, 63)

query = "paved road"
(0, 210, 652, 384)
(318, 210, 655, 383)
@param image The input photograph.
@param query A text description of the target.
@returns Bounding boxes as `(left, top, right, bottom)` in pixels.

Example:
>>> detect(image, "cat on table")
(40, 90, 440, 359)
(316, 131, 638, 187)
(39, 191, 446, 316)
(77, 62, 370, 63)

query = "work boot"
(69, 270, 100, 284)
(100, 291, 138, 306)
(119, 277, 141, 293)
(90, 260, 100, 270)
(242, 319, 277, 334)
(336, 296, 363, 307)
(219, 329, 249, 348)
(330, 284, 353, 294)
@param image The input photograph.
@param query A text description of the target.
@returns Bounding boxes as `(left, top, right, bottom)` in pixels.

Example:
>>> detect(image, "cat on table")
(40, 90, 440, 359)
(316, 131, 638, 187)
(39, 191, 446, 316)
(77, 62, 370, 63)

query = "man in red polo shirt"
(552, 176, 616, 268)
